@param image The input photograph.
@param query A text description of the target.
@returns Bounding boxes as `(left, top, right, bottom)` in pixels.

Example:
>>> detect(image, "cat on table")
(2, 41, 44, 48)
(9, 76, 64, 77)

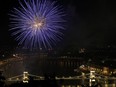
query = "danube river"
(0, 55, 116, 87)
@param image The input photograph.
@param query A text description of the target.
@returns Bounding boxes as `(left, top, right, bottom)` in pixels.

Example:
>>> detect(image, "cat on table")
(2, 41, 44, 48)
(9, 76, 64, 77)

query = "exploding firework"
(9, 0, 66, 49)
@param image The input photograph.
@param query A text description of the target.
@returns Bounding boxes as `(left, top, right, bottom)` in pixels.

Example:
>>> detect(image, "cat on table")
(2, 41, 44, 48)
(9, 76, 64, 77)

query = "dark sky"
(63, 0, 116, 49)
(0, 0, 17, 48)
(1, 0, 116, 49)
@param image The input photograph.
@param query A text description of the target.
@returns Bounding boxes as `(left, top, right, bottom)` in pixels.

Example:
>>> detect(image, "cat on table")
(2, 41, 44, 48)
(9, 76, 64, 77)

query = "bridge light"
(16, 78, 19, 81)
(89, 70, 96, 86)
(23, 71, 29, 83)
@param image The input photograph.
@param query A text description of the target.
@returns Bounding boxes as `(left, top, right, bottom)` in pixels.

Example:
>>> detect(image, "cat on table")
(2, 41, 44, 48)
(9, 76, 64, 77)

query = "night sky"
(1, 0, 116, 49)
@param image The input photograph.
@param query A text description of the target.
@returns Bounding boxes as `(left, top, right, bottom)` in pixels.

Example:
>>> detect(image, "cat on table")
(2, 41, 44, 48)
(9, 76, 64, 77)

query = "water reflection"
(61, 83, 116, 87)
(0, 57, 83, 77)
(0, 56, 116, 87)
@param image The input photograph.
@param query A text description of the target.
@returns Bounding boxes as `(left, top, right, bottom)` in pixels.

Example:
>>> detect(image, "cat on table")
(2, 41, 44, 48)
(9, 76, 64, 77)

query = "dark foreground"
(0, 79, 102, 87)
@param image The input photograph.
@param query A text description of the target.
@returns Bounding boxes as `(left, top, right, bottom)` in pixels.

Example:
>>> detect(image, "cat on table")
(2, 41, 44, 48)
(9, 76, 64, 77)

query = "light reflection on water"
(1, 57, 82, 77)
(59, 79, 116, 87)
(61, 83, 116, 87)
(0, 57, 116, 87)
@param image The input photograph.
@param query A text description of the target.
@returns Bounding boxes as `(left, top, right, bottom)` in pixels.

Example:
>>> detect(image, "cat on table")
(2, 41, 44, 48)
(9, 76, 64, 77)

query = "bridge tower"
(23, 71, 29, 83)
(89, 70, 96, 86)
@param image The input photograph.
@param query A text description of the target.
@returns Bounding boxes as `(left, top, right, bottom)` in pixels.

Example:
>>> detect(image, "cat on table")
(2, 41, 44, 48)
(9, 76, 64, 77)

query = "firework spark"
(9, 0, 65, 49)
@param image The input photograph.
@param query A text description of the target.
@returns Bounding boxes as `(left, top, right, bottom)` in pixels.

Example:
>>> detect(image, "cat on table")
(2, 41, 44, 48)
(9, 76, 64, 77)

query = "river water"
(0, 56, 116, 87)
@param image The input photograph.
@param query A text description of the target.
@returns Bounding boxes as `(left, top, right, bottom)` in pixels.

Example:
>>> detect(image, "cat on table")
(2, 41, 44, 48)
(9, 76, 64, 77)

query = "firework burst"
(9, 0, 66, 49)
